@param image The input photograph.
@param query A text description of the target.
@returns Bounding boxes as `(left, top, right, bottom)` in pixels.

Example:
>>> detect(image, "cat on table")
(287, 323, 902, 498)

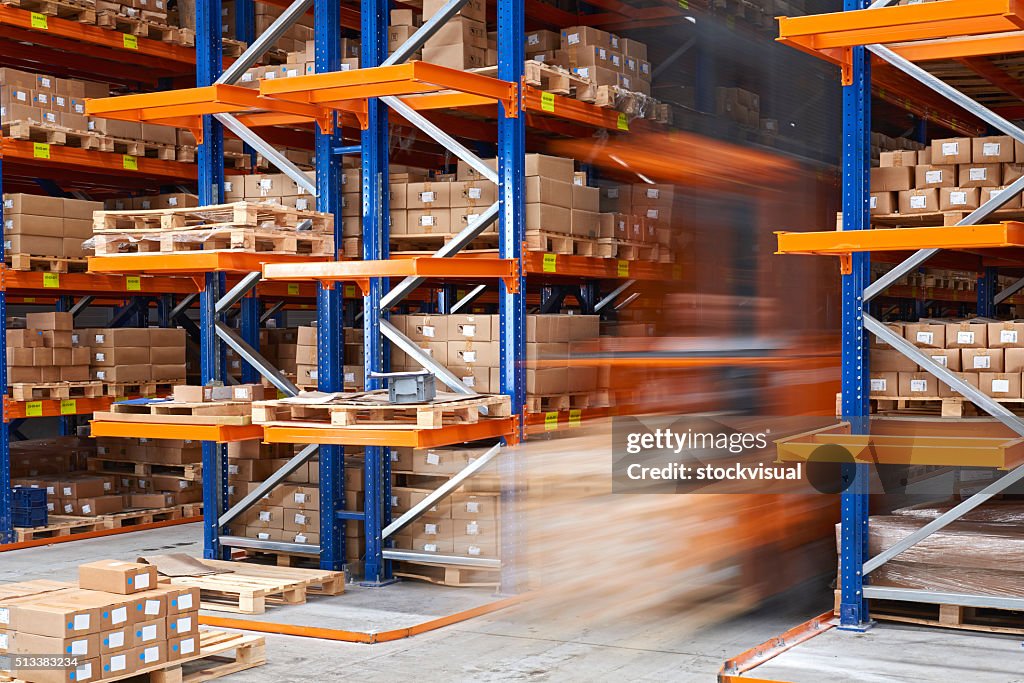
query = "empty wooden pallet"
(93, 400, 253, 425)
(93, 201, 334, 233)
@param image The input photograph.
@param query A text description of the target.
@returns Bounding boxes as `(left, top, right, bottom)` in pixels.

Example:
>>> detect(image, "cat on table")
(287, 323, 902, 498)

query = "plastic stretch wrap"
(893, 500, 1024, 524)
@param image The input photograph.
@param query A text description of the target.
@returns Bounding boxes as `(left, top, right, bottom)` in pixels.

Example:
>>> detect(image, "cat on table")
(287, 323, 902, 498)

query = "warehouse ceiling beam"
(217, 0, 314, 85)
(382, 0, 469, 66)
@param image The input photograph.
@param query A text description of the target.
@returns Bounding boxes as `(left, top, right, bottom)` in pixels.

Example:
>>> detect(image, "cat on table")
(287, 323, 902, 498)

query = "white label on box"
(925, 170, 942, 184)
(607, 187, 619, 198)
(0, 608, 9, 625)
(468, 187, 482, 199)
(533, 54, 546, 63)
(991, 189, 1005, 201)
(74, 103, 84, 113)
(286, 69, 298, 77)
(993, 379, 1011, 393)
(55, 96, 65, 107)
(567, 31, 580, 45)
(422, 325, 435, 338)
(916, 331, 934, 344)
(463, 350, 477, 363)
(974, 355, 992, 369)
(870, 378, 887, 392)
(596, 47, 606, 59)
(309, 370, 318, 380)
(14, 91, 25, 101)
(910, 379, 928, 393)
(424, 543, 438, 553)
(76, 663, 93, 681)
(295, 492, 307, 504)
(464, 213, 480, 224)
(0, 633, 8, 649)
(95, 334, 105, 343)
(177, 617, 192, 632)
(47, 486, 55, 495)
(82, 504, 92, 514)
(468, 546, 481, 556)
(461, 324, 476, 337)
(73, 614, 90, 631)
(258, 532, 271, 540)
(970, 167, 987, 181)
(426, 452, 440, 465)
(144, 646, 159, 663)
(228, 464, 239, 475)
(295, 513, 307, 525)
(96, 371, 107, 380)
(47, 503, 54, 512)
(611, 34, 619, 48)
(71, 638, 88, 656)
(870, 196, 877, 209)
(64, 504, 74, 513)
(942, 141, 959, 156)
(462, 375, 475, 387)
(259, 511, 271, 522)
(576, 66, 590, 78)
(425, 523, 438, 535)
(1002, 330, 1019, 344)
(345, 372, 355, 383)
(391, 495, 399, 507)
(984, 142, 1002, 157)
(910, 195, 928, 209)
(63, 486, 72, 496)
(179, 593, 193, 610)
(646, 188, 660, 199)
(295, 533, 307, 543)
(109, 631, 125, 647)
(420, 215, 436, 227)
(135, 572, 150, 589)
(110, 654, 126, 672)
(181, 637, 196, 655)
(611, 54, 621, 67)
(646, 208, 659, 219)
(957, 331, 975, 344)
(930, 355, 948, 367)
(145, 600, 159, 616)
(95, 352, 106, 362)
(296, 198, 309, 210)
(528, 33, 540, 45)
(36, 93, 47, 104)
(466, 501, 480, 513)
(419, 191, 436, 202)
(467, 521, 480, 535)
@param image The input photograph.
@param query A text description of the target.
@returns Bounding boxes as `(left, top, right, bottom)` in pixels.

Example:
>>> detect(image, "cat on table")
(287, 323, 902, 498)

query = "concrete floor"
(3, 524, 1009, 682)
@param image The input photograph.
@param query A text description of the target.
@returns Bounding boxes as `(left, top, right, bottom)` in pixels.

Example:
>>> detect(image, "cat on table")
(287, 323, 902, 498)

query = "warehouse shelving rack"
(775, 0, 1024, 630)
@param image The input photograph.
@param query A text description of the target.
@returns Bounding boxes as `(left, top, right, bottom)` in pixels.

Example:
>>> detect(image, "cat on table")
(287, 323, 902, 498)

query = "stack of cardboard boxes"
(715, 87, 760, 128)
(8, 313, 90, 385)
(387, 313, 599, 396)
(871, 319, 1024, 400)
(870, 136, 1024, 216)
(421, 0, 489, 70)
(0, 560, 201, 683)
(388, 9, 422, 60)
(0, 68, 106, 132)
(3, 194, 102, 260)
(87, 328, 186, 385)
(102, 193, 199, 211)
(12, 473, 117, 517)
(222, 167, 359, 213)
(524, 27, 650, 96)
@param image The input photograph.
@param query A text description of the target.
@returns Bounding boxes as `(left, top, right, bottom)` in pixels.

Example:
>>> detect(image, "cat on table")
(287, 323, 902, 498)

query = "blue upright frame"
(197, 0, 229, 560)
(0, 152, 9, 544)
(838, 0, 872, 631)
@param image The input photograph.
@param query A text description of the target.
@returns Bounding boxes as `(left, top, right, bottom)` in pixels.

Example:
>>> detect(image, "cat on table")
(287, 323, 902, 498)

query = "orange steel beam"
(885, 31, 1024, 62)
(6, 396, 115, 420)
(88, 252, 330, 275)
(778, 0, 1024, 52)
(1, 138, 196, 180)
(262, 257, 520, 293)
(958, 55, 1024, 101)
(0, 517, 201, 553)
(776, 223, 1024, 256)
(90, 420, 264, 442)
(522, 251, 679, 281)
(259, 62, 518, 114)
(261, 417, 518, 448)
(719, 611, 835, 682)
(4, 269, 198, 295)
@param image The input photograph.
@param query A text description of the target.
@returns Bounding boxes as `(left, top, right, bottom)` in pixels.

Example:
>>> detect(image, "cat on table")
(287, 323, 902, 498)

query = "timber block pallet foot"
(834, 590, 1024, 636)
(87, 457, 201, 480)
(393, 560, 500, 588)
(7, 253, 89, 273)
(525, 392, 594, 413)
(9, 381, 104, 401)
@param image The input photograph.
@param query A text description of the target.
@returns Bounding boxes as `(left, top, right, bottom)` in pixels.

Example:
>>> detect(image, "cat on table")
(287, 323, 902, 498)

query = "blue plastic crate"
(12, 486, 47, 508)
(12, 507, 47, 528)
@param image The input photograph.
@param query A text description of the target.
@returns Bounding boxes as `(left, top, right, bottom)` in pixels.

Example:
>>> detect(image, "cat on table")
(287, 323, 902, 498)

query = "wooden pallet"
(93, 504, 198, 528)
(596, 238, 659, 261)
(88, 457, 202, 480)
(232, 548, 322, 569)
(93, 201, 333, 233)
(2, 120, 96, 147)
(92, 227, 334, 256)
(103, 379, 182, 397)
(13, 514, 100, 542)
(7, 253, 89, 273)
(9, 381, 104, 401)
(393, 561, 500, 588)
(95, 10, 178, 40)
(94, 400, 253, 425)
(159, 558, 344, 614)
(526, 230, 597, 256)
(106, 136, 178, 160)
(389, 232, 499, 250)
(872, 396, 1024, 418)
(252, 390, 512, 429)
(523, 60, 596, 102)
(835, 591, 1024, 636)
(1, 0, 96, 21)
(0, 630, 266, 683)
(525, 392, 594, 413)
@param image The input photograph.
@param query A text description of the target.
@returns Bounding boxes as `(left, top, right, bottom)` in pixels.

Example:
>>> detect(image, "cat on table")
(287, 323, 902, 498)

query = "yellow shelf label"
(542, 253, 557, 273)
(544, 411, 559, 431)
(616, 113, 629, 131)
(678, 0, 688, 7)
(26, 401, 43, 417)
(43, 272, 60, 288)
(123, 155, 138, 170)
(617, 260, 629, 277)
(60, 400, 77, 415)
(568, 409, 582, 427)
(123, 33, 138, 49)
(344, 285, 356, 297)
(23, 297, 35, 303)
(30, 12, 48, 29)
(287, 283, 300, 296)
(33, 142, 50, 159)
(541, 92, 555, 112)
(126, 276, 141, 291)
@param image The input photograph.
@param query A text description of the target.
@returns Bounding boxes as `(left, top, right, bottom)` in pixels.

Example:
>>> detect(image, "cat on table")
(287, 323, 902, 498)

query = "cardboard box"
(132, 593, 166, 621)
(447, 341, 498, 367)
(91, 347, 149, 366)
(527, 367, 568, 394)
(526, 29, 560, 54)
(527, 314, 571, 342)
(91, 329, 150, 346)
(974, 136, 1016, 163)
(451, 493, 498, 519)
(980, 372, 1022, 398)
(167, 611, 198, 637)
(406, 181, 451, 209)
(879, 150, 918, 167)
(525, 203, 571, 233)
(101, 648, 135, 677)
(6, 631, 100, 658)
(869, 372, 899, 398)
(932, 137, 972, 164)
(914, 165, 956, 189)
(940, 187, 980, 211)
(920, 349, 961, 372)
(1004, 348, 1024, 372)
(870, 192, 896, 215)
(899, 189, 939, 214)
(421, 44, 486, 70)
(13, 657, 100, 683)
(75, 496, 124, 516)
(525, 176, 573, 208)
(989, 322, 1024, 348)
(959, 163, 1001, 188)
(450, 180, 497, 207)
(100, 626, 133, 653)
(871, 166, 915, 192)
(428, 16, 487, 49)
(903, 323, 946, 349)
(6, 599, 102, 636)
(135, 641, 166, 667)
(898, 372, 937, 397)
(983, 186, 1024, 210)
(571, 209, 600, 238)
(407, 208, 451, 233)
(245, 527, 285, 542)
(962, 348, 1004, 372)
(92, 366, 151, 383)
(3, 193, 64, 216)
(945, 322, 988, 348)
(449, 314, 493, 341)
(168, 634, 199, 661)
(79, 560, 158, 595)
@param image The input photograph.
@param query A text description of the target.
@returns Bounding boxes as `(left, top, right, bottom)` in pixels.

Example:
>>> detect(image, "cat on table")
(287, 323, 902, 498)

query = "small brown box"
(920, 349, 961, 372)
(982, 186, 1024, 210)
(938, 372, 981, 398)
(962, 348, 1004, 372)
(870, 192, 896, 215)
(899, 189, 939, 214)
(903, 323, 945, 348)
(932, 137, 973, 164)
(914, 165, 957, 189)
(898, 372, 937, 397)
(980, 372, 1022, 398)
(1004, 348, 1024, 372)
(870, 166, 914, 192)
(959, 163, 1002, 187)
(974, 136, 1016, 163)
(870, 372, 899, 398)
(945, 322, 988, 348)
(26, 311, 72, 330)
(992, 322, 1024, 348)
(78, 560, 158, 595)
(939, 187, 980, 211)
